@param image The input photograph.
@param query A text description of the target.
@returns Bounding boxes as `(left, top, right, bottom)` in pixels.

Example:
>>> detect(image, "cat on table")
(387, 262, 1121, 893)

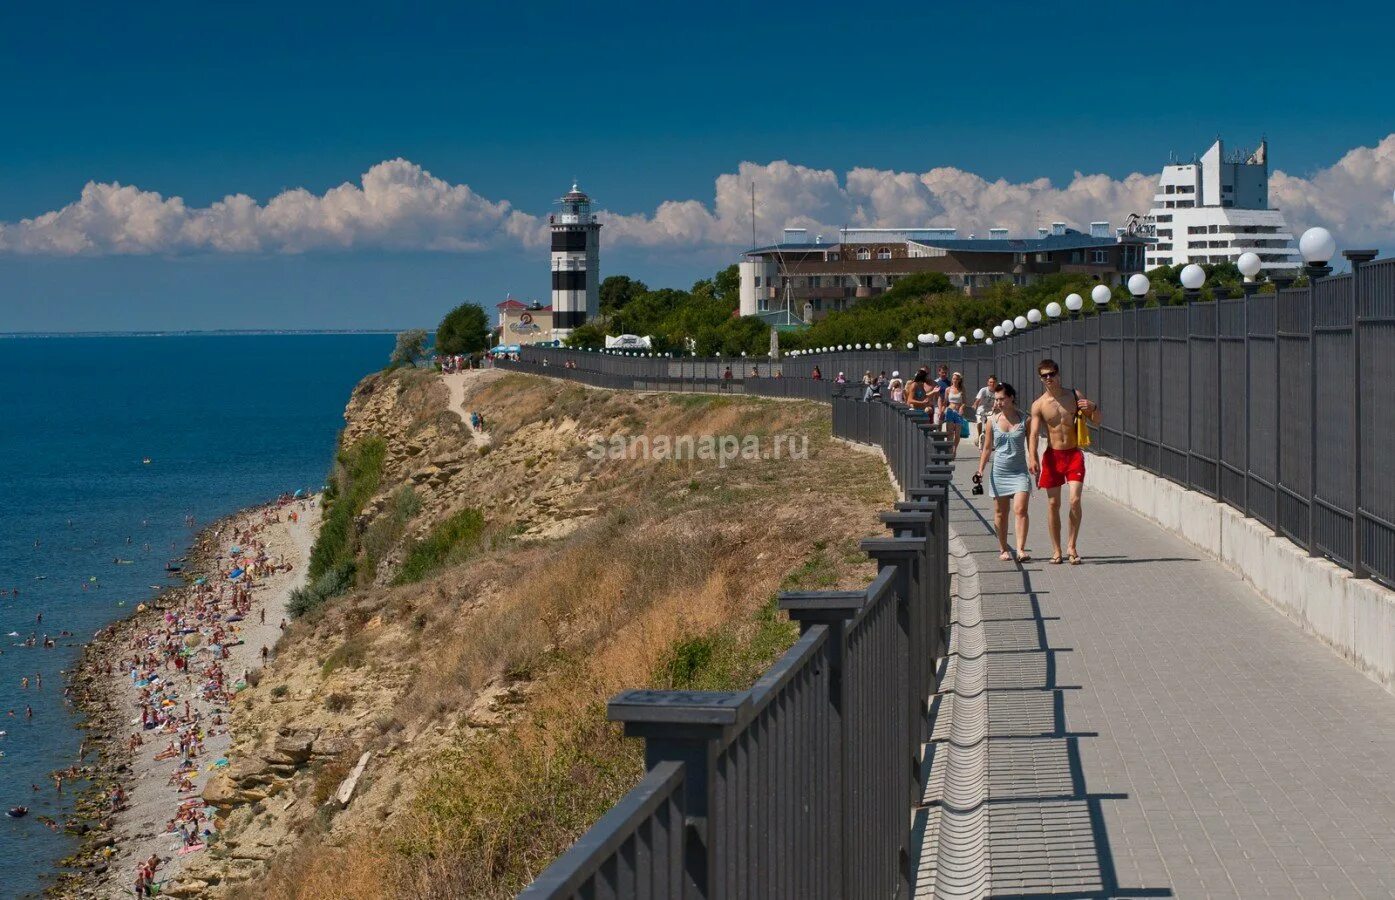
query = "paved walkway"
(917, 451, 1395, 898)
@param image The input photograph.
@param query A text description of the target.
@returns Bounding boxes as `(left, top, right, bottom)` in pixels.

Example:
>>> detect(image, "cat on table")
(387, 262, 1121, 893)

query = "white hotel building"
(1143, 139, 1299, 274)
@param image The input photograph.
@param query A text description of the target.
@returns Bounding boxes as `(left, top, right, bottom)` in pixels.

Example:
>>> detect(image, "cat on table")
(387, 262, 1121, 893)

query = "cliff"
(164, 367, 892, 899)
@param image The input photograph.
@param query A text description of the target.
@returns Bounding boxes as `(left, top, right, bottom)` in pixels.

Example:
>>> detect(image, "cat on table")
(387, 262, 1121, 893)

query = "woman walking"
(975, 382, 1032, 563)
(943, 371, 968, 456)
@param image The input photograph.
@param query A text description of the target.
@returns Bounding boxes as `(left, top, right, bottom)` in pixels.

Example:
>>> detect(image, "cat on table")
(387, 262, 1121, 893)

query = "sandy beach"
(61, 497, 320, 899)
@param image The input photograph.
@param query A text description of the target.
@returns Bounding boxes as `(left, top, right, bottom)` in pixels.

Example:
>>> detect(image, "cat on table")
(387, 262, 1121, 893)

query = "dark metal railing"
(504, 254, 1394, 586)
(516, 384, 953, 899)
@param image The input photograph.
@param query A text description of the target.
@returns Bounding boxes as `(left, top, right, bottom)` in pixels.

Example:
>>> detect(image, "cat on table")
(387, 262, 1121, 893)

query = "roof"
(497, 300, 552, 310)
(909, 232, 1130, 253)
(746, 233, 1140, 257)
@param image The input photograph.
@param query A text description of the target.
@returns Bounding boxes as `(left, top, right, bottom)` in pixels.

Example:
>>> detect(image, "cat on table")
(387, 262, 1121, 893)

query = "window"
(1156, 243, 1173, 251)
(810, 276, 821, 288)
(1091, 250, 1109, 264)
(1165, 185, 1176, 194)
(1070, 251, 1083, 263)
(1035, 252, 1048, 262)
(1156, 214, 1173, 223)
(1188, 226, 1207, 235)
(856, 248, 870, 260)
(1176, 185, 1194, 194)
(1156, 229, 1172, 238)
(876, 248, 892, 260)
(1164, 201, 1175, 209)
(1177, 200, 1195, 208)
(754, 276, 762, 288)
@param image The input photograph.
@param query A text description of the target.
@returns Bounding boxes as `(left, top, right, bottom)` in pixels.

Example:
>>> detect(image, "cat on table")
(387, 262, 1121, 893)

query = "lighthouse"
(550, 182, 602, 338)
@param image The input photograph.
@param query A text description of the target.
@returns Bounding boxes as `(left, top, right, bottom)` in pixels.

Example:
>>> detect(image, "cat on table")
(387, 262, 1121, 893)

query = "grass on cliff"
(392, 507, 486, 586)
(293, 436, 386, 617)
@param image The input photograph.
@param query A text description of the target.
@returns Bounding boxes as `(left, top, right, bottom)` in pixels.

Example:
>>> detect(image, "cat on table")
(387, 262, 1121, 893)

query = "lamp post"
(1128, 273, 1150, 306)
(1065, 292, 1083, 320)
(1300, 227, 1336, 556)
(1180, 263, 1206, 303)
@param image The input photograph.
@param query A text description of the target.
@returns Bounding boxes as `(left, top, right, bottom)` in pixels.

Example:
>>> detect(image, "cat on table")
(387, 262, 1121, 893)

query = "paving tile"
(910, 453, 1395, 897)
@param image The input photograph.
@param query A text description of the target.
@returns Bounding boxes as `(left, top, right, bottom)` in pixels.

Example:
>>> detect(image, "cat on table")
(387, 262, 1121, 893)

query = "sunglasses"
(1039, 371, 1059, 379)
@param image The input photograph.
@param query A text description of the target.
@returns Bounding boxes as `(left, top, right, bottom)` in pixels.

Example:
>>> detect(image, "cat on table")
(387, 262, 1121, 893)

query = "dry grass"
(246, 374, 891, 899)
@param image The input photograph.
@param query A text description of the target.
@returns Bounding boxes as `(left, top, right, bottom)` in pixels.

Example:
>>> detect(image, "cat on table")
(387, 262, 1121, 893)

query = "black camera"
(971, 473, 984, 495)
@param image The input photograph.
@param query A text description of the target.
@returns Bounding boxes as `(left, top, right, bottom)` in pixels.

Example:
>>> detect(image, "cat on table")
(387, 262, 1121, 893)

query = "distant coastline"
(0, 329, 408, 339)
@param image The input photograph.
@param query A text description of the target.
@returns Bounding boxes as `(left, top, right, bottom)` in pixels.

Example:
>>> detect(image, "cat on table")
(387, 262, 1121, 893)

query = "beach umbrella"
(184, 633, 202, 648)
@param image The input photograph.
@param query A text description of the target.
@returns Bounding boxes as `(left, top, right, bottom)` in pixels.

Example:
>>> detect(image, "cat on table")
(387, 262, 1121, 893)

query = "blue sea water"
(0, 333, 392, 896)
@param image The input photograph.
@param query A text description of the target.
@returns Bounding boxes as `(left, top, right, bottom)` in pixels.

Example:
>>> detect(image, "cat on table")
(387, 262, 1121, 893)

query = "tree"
(435, 302, 490, 355)
(564, 322, 608, 349)
(599, 275, 649, 318)
(390, 329, 428, 368)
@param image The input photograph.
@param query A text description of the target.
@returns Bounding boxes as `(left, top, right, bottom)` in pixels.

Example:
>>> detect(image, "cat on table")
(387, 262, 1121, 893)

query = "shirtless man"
(1027, 358, 1100, 564)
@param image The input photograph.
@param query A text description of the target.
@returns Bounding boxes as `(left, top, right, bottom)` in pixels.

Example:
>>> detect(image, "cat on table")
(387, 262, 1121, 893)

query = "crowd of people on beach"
(67, 493, 309, 896)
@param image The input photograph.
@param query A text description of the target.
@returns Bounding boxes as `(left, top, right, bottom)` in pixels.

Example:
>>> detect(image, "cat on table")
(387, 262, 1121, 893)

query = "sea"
(0, 333, 394, 896)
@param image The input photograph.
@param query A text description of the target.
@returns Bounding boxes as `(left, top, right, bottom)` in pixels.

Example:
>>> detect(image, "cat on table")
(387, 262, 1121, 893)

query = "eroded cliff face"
(166, 368, 892, 899)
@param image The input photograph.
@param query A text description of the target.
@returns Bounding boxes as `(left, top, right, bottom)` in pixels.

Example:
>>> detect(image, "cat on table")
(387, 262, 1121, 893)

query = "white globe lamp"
(1045, 301, 1062, 319)
(1127, 273, 1151, 299)
(1013, 315, 1029, 330)
(1002, 320, 1015, 335)
(1091, 284, 1112, 306)
(1299, 227, 1336, 267)
(1065, 293, 1084, 313)
(1027, 308, 1043, 324)
(1237, 252, 1262, 281)
(1180, 264, 1206, 291)
(992, 325, 1004, 338)
(972, 328, 985, 340)
(985, 337, 994, 345)
(944, 331, 956, 343)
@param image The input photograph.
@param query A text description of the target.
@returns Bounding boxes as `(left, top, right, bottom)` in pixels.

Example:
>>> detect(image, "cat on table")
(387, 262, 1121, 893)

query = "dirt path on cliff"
(440, 369, 504, 446)
(93, 500, 320, 899)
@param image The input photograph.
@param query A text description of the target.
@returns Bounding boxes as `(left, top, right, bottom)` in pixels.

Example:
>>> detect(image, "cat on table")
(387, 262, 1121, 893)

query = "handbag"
(1073, 390, 1092, 449)
(961, 419, 971, 439)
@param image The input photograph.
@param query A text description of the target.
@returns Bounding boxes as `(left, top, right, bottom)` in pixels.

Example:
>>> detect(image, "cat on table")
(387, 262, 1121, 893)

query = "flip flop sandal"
(1069, 554, 1083, 565)
(1017, 553, 1032, 564)
(998, 550, 1013, 561)
(1049, 555, 1064, 564)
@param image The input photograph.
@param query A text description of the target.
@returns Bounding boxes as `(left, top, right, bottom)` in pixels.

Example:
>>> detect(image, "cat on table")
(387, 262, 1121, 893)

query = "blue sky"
(2, 0, 1393, 331)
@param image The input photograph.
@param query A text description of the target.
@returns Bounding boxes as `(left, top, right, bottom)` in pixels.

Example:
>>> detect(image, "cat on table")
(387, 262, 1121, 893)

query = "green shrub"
(307, 436, 387, 581)
(289, 559, 357, 618)
(393, 508, 486, 585)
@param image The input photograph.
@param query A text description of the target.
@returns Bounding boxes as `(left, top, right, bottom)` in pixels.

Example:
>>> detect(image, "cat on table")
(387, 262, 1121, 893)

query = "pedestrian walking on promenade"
(972, 375, 998, 447)
(976, 382, 1031, 562)
(1027, 358, 1100, 564)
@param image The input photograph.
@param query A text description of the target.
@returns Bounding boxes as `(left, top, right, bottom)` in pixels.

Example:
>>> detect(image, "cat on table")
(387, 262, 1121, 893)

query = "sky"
(2, 0, 1393, 331)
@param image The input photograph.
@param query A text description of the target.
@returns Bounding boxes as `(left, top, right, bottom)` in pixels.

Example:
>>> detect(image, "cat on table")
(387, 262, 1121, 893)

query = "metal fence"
(518, 396, 954, 899)
(508, 254, 1393, 586)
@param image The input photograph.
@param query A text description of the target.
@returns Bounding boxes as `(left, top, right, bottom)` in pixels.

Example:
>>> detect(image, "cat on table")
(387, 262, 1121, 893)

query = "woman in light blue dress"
(974, 381, 1032, 563)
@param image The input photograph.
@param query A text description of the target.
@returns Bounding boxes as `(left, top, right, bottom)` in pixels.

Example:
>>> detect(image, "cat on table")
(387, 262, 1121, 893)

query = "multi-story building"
(738, 223, 1148, 320)
(1141, 139, 1298, 274)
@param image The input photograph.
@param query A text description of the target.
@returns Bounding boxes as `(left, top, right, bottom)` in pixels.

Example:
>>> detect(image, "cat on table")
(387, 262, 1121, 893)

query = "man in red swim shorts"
(1028, 358, 1100, 564)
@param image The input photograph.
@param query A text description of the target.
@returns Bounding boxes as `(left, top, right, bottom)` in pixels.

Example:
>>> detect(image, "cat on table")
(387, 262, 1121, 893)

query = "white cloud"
(3, 137, 1392, 257)
(0, 159, 544, 256)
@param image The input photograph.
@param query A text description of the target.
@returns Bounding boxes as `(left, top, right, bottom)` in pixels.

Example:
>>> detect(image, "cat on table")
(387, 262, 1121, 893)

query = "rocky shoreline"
(53, 498, 318, 899)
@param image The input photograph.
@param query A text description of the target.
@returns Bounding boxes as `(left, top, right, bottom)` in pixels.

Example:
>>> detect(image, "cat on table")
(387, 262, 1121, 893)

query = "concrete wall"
(1086, 453, 1395, 695)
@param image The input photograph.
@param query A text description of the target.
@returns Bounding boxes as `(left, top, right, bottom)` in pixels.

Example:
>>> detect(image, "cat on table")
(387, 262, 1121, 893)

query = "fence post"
(1242, 279, 1257, 518)
(608, 690, 747, 898)
(780, 590, 864, 899)
(1306, 263, 1331, 555)
(1344, 250, 1378, 578)
(1272, 275, 1294, 537)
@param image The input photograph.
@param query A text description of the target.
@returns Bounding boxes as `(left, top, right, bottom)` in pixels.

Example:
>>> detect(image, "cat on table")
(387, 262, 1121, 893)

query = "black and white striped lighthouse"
(550, 182, 601, 337)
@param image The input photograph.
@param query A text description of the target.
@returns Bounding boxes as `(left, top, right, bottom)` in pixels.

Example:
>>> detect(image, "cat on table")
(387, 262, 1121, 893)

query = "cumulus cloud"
(3, 137, 1393, 256)
(0, 159, 546, 256)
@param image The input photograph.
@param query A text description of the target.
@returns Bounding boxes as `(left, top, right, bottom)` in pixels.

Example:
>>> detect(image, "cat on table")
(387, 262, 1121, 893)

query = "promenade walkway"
(916, 451, 1395, 898)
